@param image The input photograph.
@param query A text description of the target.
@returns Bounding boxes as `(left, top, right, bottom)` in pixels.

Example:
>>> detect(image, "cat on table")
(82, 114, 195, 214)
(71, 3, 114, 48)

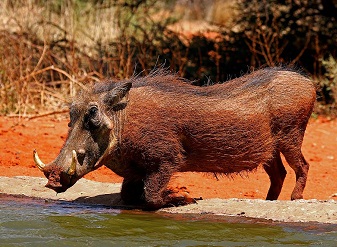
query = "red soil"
(0, 115, 336, 200)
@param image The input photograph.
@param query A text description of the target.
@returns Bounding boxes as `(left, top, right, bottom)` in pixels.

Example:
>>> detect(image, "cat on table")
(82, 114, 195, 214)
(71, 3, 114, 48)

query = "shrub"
(315, 55, 337, 116)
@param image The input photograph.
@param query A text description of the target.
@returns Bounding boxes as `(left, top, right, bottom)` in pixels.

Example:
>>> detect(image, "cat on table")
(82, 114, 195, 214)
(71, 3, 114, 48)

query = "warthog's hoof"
(163, 187, 200, 207)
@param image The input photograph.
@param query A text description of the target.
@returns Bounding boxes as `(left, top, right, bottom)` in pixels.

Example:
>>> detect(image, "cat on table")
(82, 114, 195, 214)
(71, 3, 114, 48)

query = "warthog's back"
(130, 67, 315, 110)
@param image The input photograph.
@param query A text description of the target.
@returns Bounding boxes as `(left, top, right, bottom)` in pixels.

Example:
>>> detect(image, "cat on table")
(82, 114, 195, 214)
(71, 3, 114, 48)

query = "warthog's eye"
(89, 106, 98, 116)
(84, 105, 101, 130)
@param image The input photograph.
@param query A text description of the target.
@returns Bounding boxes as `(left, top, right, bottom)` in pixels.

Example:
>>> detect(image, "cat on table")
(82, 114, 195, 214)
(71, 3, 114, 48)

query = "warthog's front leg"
(121, 178, 145, 205)
(142, 165, 196, 209)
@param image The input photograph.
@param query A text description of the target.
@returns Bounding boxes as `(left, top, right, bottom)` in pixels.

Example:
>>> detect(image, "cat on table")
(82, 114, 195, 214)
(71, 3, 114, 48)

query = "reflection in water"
(0, 195, 336, 246)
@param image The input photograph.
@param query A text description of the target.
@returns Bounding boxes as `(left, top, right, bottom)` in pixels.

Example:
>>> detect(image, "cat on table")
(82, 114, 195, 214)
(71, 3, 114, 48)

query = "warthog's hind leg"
(263, 152, 287, 200)
(282, 148, 309, 200)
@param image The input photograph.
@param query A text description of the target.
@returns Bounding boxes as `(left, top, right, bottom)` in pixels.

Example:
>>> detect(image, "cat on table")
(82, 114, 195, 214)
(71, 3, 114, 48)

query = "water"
(0, 195, 336, 247)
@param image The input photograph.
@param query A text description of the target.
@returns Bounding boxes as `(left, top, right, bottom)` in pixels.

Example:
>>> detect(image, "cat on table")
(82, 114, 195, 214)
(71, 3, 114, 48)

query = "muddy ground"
(1, 176, 336, 224)
(0, 116, 337, 224)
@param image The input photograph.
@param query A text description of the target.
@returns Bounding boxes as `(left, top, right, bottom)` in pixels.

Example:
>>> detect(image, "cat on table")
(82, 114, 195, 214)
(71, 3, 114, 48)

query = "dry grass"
(0, 1, 191, 117)
(0, 1, 106, 116)
(0, 29, 102, 116)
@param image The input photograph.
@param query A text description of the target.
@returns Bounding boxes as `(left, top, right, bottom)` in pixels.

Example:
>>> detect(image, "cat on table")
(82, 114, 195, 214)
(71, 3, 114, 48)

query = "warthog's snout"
(33, 150, 79, 193)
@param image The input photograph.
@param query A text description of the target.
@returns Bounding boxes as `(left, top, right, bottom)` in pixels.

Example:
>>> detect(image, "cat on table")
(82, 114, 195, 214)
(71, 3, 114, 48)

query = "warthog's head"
(34, 81, 132, 193)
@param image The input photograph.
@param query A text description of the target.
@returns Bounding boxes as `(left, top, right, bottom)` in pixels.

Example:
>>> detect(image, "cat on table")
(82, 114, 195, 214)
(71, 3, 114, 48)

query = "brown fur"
(39, 67, 316, 209)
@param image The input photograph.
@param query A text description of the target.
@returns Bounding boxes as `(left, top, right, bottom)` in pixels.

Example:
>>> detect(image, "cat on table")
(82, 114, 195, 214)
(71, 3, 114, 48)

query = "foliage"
(315, 55, 337, 116)
(320, 56, 337, 103)
(233, 0, 337, 74)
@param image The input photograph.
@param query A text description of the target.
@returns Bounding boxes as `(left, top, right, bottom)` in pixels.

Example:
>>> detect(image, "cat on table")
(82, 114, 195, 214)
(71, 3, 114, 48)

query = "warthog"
(34, 67, 316, 209)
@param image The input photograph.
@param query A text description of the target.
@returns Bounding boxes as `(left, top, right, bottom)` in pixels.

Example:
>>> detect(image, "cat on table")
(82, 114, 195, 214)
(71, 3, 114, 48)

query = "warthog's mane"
(91, 66, 307, 96)
(125, 66, 308, 98)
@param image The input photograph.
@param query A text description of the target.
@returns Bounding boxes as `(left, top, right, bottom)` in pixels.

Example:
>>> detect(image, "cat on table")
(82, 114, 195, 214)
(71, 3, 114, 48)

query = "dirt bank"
(1, 176, 336, 224)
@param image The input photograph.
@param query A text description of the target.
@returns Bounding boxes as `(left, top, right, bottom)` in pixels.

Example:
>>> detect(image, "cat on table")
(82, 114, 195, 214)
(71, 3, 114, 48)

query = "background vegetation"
(1, 0, 337, 117)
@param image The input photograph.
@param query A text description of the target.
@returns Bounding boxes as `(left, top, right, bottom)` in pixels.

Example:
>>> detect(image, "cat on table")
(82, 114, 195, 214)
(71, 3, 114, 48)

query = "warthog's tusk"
(33, 150, 46, 171)
(67, 150, 77, 176)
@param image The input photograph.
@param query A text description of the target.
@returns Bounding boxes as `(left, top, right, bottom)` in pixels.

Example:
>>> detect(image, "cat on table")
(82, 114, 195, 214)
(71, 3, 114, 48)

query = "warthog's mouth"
(33, 150, 79, 193)
(45, 179, 68, 193)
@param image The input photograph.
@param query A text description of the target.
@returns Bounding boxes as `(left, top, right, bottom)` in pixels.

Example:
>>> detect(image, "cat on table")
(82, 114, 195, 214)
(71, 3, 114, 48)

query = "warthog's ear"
(103, 82, 132, 111)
